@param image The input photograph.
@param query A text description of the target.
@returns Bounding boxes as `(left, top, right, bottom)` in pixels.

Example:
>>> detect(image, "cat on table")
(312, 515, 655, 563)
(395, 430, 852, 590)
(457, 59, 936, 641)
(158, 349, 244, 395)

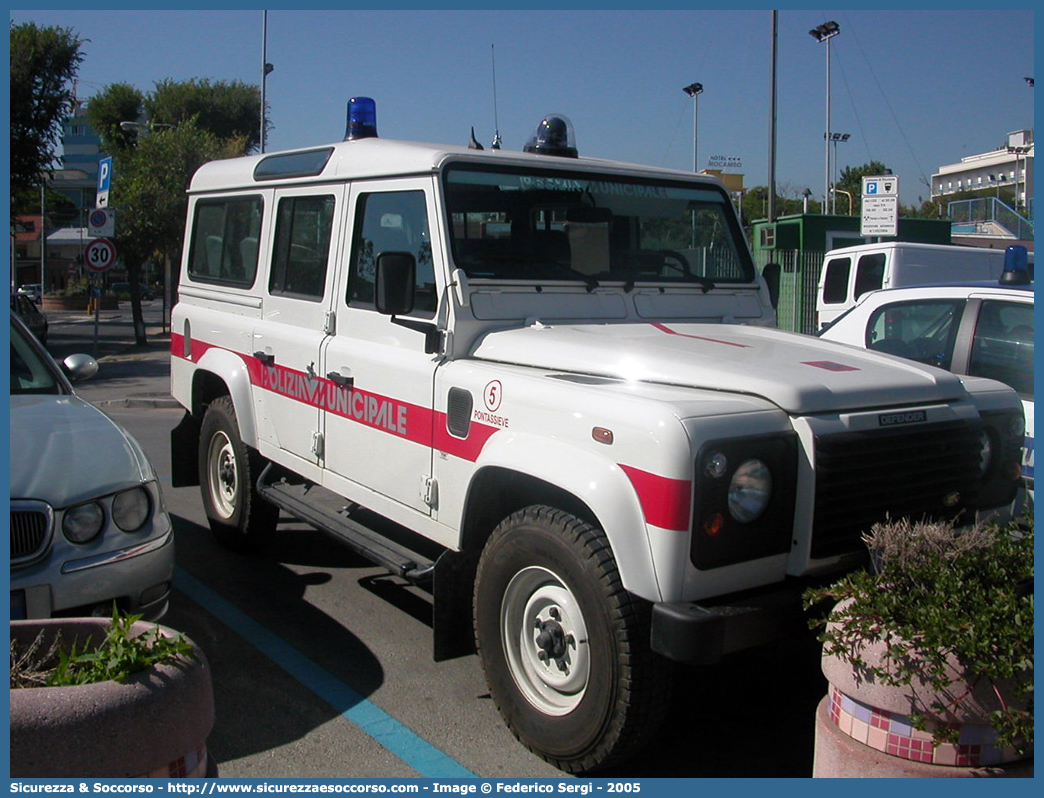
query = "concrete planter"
(10, 618, 217, 778)
(813, 621, 1032, 777)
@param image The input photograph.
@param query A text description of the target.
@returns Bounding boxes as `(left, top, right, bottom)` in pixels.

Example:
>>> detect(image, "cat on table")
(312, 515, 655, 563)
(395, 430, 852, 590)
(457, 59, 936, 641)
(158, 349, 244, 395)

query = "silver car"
(9, 311, 174, 621)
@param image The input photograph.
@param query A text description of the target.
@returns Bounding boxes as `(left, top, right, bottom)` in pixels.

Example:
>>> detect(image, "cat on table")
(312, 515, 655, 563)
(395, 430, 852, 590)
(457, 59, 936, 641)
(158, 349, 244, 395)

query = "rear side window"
(854, 253, 886, 299)
(866, 299, 964, 368)
(269, 195, 335, 300)
(969, 300, 1034, 398)
(821, 257, 851, 304)
(187, 197, 264, 286)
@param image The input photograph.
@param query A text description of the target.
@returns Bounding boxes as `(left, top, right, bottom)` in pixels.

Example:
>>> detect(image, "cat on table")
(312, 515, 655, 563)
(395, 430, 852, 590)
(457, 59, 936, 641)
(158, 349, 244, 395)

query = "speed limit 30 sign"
(85, 238, 117, 272)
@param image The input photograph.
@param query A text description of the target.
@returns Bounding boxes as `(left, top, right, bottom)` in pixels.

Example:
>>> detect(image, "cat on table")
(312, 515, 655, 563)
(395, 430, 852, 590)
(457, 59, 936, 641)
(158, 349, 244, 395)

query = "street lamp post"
(682, 82, 704, 173)
(826, 132, 850, 213)
(1007, 145, 1030, 212)
(261, 10, 274, 153)
(832, 187, 854, 215)
(810, 21, 840, 214)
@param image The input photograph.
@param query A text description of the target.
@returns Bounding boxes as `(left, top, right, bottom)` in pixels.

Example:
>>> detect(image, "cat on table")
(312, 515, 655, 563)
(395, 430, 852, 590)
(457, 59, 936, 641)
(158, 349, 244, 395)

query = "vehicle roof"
(856, 281, 1034, 302)
(188, 135, 728, 194)
(825, 241, 1034, 258)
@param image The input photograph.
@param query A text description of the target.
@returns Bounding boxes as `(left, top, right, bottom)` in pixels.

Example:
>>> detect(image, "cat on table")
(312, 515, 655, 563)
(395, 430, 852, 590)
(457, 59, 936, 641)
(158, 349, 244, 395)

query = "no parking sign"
(85, 237, 117, 272)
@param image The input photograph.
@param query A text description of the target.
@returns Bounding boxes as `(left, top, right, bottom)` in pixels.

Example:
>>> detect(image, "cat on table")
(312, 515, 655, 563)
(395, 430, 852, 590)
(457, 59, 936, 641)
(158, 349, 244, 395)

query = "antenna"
(490, 44, 502, 149)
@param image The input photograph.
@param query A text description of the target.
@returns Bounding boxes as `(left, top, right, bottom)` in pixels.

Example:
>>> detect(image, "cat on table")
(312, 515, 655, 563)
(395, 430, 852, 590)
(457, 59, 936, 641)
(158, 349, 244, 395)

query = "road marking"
(174, 566, 476, 778)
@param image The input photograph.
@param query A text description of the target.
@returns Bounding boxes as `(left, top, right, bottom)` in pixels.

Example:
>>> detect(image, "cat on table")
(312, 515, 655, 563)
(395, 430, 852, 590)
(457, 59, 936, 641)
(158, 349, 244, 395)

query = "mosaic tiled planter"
(812, 629, 1032, 777)
(10, 618, 217, 778)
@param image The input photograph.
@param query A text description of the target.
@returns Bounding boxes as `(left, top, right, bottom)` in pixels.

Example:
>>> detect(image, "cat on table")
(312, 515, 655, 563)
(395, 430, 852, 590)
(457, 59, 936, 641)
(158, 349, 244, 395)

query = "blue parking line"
(174, 566, 475, 778)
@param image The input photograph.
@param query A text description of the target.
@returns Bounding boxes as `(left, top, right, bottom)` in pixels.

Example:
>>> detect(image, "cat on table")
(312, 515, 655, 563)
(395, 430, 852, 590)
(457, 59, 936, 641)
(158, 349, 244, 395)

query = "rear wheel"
(474, 505, 669, 773)
(198, 396, 278, 551)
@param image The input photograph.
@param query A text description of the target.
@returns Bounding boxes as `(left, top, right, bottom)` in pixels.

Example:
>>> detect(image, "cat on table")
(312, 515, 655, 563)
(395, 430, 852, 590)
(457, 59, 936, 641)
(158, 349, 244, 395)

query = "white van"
(816, 242, 1033, 330)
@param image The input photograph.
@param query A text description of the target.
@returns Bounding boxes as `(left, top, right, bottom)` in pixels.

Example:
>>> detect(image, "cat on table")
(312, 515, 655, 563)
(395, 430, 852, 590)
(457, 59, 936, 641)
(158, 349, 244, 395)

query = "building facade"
(931, 129, 1034, 215)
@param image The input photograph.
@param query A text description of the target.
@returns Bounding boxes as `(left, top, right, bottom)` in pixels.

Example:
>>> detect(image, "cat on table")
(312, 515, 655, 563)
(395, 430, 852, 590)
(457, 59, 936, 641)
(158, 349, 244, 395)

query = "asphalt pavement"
(45, 308, 178, 409)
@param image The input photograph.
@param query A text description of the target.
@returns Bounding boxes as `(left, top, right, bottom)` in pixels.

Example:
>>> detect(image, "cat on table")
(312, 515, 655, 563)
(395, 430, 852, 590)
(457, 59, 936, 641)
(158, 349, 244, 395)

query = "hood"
(10, 395, 154, 508)
(470, 322, 968, 414)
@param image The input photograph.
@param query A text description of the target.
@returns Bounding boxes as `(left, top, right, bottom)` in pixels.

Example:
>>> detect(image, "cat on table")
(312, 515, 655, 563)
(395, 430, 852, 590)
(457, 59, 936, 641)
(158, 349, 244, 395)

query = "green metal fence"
(754, 249, 824, 335)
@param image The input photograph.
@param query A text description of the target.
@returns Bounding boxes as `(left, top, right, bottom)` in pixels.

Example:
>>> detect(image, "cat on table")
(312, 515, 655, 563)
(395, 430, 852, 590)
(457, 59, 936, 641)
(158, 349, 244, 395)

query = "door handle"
(326, 371, 354, 389)
(253, 351, 275, 365)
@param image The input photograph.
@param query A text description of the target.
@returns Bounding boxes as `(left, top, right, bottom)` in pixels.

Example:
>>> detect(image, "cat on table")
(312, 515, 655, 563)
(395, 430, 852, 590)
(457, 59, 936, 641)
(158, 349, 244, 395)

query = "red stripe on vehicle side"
(174, 337, 691, 520)
(171, 334, 495, 461)
(651, 322, 750, 348)
(619, 464, 692, 532)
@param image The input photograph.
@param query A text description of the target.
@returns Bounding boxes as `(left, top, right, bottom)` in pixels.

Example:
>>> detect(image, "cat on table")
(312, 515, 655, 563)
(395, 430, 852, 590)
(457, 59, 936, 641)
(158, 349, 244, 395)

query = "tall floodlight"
(810, 21, 840, 212)
(261, 11, 274, 153)
(683, 82, 704, 172)
(827, 132, 851, 213)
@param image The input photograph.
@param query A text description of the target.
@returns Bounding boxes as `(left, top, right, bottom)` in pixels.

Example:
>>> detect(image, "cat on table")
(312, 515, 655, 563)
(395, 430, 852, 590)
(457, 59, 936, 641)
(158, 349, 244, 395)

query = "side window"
(269, 195, 335, 300)
(854, 253, 886, 299)
(969, 300, 1034, 398)
(348, 190, 435, 318)
(866, 299, 963, 368)
(821, 258, 851, 304)
(187, 197, 263, 286)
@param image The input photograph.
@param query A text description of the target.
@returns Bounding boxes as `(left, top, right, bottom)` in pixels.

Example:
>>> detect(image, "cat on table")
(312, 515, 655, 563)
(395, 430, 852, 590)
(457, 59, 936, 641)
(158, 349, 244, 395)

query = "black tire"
(198, 396, 279, 551)
(473, 505, 670, 773)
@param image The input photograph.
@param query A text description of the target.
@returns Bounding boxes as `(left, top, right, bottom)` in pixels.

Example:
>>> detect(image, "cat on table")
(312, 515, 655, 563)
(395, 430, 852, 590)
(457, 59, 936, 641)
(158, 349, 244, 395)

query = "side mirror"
(375, 252, 416, 316)
(63, 353, 99, 383)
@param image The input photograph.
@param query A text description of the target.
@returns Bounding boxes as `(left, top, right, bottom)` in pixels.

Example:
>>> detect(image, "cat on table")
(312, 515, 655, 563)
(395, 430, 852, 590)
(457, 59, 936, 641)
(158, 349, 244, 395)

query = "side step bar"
(257, 464, 436, 584)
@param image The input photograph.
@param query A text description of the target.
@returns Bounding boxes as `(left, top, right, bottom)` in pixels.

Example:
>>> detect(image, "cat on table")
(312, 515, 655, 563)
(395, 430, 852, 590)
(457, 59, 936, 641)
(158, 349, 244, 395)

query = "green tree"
(108, 123, 242, 343)
(9, 21, 85, 207)
(835, 160, 892, 200)
(147, 78, 262, 152)
(88, 78, 260, 343)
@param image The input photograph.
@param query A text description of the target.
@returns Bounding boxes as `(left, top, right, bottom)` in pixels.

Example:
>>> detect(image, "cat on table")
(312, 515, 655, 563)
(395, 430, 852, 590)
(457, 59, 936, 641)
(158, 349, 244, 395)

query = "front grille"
(811, 421, 983, 559)
(10, 503, 53, 564)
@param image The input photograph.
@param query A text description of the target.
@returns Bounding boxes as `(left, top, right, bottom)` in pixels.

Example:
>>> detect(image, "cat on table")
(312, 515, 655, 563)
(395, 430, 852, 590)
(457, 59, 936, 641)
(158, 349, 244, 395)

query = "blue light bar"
(345, 97, 378, 140)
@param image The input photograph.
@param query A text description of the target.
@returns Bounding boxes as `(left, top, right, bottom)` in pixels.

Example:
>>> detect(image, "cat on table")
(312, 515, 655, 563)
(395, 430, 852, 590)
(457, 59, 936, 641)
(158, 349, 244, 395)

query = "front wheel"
(474, 505, 669, 773)
(198, 396, 278, 551)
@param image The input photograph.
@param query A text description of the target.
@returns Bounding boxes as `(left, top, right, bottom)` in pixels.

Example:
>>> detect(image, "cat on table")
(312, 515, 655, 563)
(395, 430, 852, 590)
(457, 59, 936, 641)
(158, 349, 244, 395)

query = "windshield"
(10, 316, 63, 395)
(444, 164, 755, 287)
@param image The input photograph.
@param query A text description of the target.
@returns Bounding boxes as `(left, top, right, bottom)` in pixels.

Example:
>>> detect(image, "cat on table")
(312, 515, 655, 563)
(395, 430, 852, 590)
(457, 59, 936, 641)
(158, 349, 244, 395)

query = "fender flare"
(193, 348, 262, 450)
(468, 430, 664, 602)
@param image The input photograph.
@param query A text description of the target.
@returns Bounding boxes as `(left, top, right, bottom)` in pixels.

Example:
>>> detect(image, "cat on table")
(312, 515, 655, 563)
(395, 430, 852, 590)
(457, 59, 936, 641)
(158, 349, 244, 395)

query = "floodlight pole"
(683, 82, 704, 173)
(810, 21, 840, 213)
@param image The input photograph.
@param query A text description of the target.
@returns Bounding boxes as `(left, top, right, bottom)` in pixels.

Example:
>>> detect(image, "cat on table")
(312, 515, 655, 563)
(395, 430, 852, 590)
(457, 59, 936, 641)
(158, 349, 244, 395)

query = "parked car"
(10, 292, 48, 344)
(17, 284, 43, 303)
(819, 262, 1033, 510)
(9, 311, 175, 621)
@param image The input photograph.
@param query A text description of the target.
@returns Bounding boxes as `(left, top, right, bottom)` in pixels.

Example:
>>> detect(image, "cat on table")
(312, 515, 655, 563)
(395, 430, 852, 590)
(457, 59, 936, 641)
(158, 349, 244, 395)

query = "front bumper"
(11, 525, 175, 623)
(650, 584, 811, 664)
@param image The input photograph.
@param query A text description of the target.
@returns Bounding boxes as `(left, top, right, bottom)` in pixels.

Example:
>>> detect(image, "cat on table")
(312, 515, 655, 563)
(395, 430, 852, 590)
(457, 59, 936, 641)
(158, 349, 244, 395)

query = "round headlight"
(63, 502, 105, 543)
(112, 487, 151, 532)
(728, 459, 772, 523)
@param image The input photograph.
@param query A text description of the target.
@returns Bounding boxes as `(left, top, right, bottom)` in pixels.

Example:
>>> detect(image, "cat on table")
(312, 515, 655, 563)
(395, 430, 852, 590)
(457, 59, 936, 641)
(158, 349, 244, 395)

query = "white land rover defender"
(170, 100, 1024, 773)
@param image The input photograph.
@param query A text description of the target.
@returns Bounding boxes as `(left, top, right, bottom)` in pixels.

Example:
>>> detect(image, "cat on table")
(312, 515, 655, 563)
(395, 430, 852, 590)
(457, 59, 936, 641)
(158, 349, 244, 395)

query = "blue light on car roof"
(344, 97, 378, 140)
(1000, 245, 1031, 286)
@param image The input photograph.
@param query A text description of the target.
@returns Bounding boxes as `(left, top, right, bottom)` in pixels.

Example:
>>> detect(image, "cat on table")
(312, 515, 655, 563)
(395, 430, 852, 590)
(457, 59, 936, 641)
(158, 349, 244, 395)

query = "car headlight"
(64, 502, 105, 543)
(112, 487, 151, 532)
(728, 458, 772, 523)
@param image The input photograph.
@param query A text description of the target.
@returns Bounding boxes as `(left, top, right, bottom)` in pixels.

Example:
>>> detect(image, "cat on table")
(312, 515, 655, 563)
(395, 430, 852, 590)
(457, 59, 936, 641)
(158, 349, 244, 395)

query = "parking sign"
(96, 156, 113, 208)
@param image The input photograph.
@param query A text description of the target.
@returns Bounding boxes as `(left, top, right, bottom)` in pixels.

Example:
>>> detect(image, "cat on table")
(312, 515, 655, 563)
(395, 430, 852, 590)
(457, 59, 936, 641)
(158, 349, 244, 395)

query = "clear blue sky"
(9, 7, 1036, 207)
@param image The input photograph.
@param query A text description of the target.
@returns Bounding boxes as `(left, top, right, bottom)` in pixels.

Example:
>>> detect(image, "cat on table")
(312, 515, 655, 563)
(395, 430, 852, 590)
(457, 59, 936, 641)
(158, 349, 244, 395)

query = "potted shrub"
(804, 515, 1033, 777)
(10, 609, 217, 778)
